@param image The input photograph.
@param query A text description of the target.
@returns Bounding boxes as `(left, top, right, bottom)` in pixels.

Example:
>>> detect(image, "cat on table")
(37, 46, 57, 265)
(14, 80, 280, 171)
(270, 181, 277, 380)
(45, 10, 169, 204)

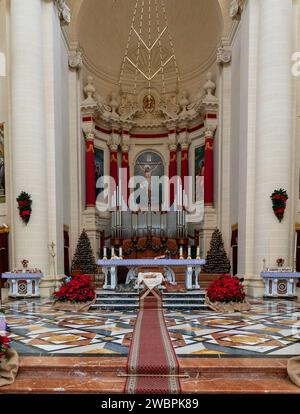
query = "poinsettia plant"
(16, 191, 32, 224)
(207, 275, 246, 303)
(0, 335, 10, 360)
(270, 189, 288, 222)
(53, 274, 95, 303)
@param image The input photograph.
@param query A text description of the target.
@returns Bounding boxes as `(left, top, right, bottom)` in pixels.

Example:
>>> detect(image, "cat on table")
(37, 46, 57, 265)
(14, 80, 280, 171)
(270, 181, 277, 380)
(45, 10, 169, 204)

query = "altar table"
(1, 273, 44, 298)
(97, 258, 205, 290)
(261, 271, 300, 298)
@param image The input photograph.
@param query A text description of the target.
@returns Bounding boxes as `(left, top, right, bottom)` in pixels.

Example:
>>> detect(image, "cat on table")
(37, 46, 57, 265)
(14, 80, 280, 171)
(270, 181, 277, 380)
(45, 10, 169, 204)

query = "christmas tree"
(71, 229, 97, 275)
(203, 228, 231, 274)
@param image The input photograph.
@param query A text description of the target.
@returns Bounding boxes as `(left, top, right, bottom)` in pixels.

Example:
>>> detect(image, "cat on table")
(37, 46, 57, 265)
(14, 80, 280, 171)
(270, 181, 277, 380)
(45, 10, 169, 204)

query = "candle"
(111, 247, 115, 258)
(103, 247, 107, 259)
(188, 246, 191, 258)
(196, 247, 200, 258)
(119, 247, 123, 258)
(179, 246, 183, 259)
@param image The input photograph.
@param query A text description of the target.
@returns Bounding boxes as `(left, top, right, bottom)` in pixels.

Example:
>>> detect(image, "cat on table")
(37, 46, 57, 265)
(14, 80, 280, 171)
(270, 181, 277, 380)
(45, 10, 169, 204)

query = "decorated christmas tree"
(71, 229, 97, 275)
(203, 228, 231, 274)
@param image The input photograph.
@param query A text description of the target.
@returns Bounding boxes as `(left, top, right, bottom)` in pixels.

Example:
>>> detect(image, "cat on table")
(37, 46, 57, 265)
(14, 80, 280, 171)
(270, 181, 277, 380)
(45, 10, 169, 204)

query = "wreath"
(270, 188, 288, 222)
(16, 191, 32, 224)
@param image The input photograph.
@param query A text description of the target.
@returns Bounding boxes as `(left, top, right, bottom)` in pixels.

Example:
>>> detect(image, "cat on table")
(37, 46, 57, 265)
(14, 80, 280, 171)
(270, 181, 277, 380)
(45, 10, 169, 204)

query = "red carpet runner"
(125, 295, 181, 394)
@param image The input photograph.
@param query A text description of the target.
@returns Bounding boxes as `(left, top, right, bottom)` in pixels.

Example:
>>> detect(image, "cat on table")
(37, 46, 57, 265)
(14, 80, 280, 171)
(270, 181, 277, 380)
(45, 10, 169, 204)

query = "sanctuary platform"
(0, 298, 300, 394)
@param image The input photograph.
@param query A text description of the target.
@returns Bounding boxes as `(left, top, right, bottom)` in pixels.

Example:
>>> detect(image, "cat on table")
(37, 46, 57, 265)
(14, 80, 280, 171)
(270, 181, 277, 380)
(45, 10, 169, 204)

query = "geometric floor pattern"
(1, 299, 300, 357)
(165, 301, 300, 357)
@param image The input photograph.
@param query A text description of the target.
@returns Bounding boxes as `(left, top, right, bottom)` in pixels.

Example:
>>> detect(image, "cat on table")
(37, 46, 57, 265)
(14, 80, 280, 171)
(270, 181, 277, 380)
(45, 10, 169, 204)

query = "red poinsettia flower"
(207, 275, 246, 303)
(0, 335, 10, 360)
(53, 274, 95, 303)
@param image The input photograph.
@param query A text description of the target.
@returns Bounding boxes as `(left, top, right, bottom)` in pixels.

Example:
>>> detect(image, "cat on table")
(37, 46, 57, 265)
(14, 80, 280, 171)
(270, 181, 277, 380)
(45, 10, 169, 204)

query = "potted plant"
(0, 311, 19, 387)
(205, 274, 250, 313)
(52, 274, 95, 311)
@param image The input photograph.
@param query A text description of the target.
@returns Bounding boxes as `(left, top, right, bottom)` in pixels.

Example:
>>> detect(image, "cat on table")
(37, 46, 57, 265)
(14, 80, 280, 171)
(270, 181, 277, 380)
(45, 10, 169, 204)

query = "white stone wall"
(43, 1, 71, 281)
(229, 27, 240, 229)
(0, 0, 9, 227)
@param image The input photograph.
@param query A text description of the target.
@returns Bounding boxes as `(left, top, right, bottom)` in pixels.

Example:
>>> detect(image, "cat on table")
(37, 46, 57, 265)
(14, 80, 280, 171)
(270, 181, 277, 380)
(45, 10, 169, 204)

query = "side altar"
(1, 272, 44, 298)
(260, 267, 300, 299)
(97, 259, 205, 291)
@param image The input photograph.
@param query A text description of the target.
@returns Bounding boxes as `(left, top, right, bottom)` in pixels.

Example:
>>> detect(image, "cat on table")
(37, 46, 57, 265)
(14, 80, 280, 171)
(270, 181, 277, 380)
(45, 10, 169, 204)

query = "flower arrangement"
(21, 259, 29, 271)
(207, 275, 246, 303)
(276, 258, 285, 267)
(270, 189, 288, 222)
(10, 268, 42, 274)
(0, 335, 9, 360)
(53, 274, 95, 303)
(16, 191, 32, 224)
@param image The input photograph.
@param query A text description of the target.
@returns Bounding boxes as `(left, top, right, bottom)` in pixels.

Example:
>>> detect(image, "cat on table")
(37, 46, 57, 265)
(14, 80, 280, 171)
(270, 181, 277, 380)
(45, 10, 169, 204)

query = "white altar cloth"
(137, 272, 164, 290)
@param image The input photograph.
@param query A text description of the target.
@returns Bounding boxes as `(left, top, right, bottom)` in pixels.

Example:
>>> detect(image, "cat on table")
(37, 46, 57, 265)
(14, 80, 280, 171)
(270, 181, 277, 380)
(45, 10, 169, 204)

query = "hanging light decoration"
(118, 0, 181, 99)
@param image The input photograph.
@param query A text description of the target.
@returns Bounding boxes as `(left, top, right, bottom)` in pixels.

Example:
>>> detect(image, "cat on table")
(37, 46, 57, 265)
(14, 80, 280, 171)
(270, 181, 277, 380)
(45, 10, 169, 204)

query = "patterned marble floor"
(1, 299, 300, 357)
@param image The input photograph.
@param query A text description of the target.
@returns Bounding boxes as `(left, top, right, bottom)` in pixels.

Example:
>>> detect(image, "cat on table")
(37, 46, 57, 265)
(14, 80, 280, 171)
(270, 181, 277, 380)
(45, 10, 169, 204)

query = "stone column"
(168, 128, 177, 207)
(179, 126, 189, 190)
(121, 131, 130, 207)
(253, 0, 293, 276)
(81, 77, 100, 259)
(82, 115, 96, 210)
(204, 127, 214, 207)
(10, 0, 49, 273)
(109, 130, 120, 187)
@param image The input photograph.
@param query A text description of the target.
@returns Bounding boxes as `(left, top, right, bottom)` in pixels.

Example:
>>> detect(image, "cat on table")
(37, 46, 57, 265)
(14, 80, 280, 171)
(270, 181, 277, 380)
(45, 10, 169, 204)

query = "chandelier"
(118, 0, 181, 98)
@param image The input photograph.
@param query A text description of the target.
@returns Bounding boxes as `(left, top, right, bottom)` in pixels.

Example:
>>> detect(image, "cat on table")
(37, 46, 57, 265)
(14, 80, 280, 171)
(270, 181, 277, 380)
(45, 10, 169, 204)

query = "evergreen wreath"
(16, 191, 32, 225)
(270, 188, 288, 222)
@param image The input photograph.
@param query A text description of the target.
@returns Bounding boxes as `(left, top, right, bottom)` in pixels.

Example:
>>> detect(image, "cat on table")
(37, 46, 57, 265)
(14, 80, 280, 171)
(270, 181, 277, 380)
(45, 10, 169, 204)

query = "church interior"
(1, 0, 300, 397)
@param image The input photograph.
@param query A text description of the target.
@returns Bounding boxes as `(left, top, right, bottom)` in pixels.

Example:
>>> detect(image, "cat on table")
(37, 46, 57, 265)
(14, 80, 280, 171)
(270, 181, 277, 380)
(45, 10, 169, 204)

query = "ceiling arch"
(66, 0, 230, 94)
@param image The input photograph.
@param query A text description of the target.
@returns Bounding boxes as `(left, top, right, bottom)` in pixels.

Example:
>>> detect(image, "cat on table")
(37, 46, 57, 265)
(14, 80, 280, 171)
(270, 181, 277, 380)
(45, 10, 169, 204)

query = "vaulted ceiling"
(66, 0, 231, 95)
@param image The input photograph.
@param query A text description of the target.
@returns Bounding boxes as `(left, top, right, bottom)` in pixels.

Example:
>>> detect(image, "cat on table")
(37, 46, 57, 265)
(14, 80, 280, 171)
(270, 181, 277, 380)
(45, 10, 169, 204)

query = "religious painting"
(0, 124, 5, 203)
(95, 147, 104, 198)
(134, 151, 164, 209)
(195, 144, 205, 202)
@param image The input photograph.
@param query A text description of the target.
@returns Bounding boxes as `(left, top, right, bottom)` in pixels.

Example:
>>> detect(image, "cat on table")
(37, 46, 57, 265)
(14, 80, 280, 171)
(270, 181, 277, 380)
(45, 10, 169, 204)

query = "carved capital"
(82, 121, 95, 140)
(230, 0, 244, 20)
(217, 47, 232, 65)
(121, 133, 130, 152)
(69, 50, 83, 70)
(54, 0, 71, 25)
(204, 126, 216, 139)
(108, 134, 120, 152)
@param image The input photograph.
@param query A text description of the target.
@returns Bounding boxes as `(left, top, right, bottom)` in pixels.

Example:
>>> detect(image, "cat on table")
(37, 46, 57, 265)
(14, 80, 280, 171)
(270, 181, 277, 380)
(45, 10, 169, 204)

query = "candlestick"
(196, 246, 200, 259)
(111, 247, 115, 259)
(179, 246, 183, 259)
(103, 247, 107, 260)
(119, 247, 123, 259)
(187, 246, 191, 259)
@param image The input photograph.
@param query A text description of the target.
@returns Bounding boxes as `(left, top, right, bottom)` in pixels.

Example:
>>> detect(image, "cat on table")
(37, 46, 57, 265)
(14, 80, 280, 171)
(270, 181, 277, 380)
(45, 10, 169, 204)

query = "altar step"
(90, 290, 209, 311)
(1, 356, 299, 394)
